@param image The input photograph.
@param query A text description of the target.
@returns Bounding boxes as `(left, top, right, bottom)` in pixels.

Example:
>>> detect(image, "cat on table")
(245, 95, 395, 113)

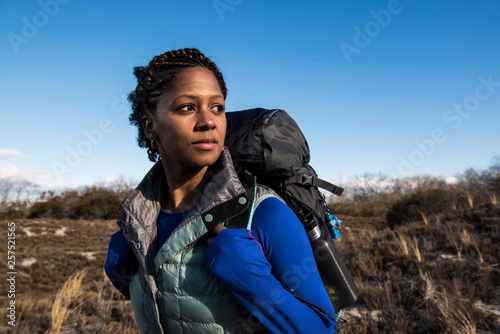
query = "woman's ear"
(142, 114, 156, 140)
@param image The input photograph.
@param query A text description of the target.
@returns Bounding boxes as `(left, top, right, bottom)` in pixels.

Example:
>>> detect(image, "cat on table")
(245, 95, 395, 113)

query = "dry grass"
(50, 270, 86, 334)
(409, 236, 422, 263)
(395, 232, 410, 256)
(0, 219, 139, 334)
(465, 191, 475, 208)
(335, 203, 499, 333)
(420, 212, 429, 225)
(434, 294, 477, 334)
(0, 199, 498, 333)
(490, 194, 498, 206)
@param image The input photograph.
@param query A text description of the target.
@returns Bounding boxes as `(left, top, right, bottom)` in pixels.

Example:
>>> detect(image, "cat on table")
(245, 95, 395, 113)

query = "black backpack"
(225, 108, 359, 311)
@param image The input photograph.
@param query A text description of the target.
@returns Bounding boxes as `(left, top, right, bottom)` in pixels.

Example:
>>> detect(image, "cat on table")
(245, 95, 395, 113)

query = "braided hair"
(128, 48, 228, 162)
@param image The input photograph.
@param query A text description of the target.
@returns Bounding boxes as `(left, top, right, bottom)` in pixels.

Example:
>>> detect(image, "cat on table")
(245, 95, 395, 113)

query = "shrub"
(0, 201, 30, 219)
(69, 187, 122, 220)
(28, 195, 66, 219)
(28, 185, 132, 220)
(386, 188, 458, 228)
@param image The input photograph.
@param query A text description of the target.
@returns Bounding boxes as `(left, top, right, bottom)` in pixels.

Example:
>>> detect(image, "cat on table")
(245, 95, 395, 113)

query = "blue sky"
(1, 0, 499, 190)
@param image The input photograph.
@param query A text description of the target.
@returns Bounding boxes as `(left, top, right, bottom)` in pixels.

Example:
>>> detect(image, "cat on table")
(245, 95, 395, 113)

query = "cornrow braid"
(128, 48, 227, 162)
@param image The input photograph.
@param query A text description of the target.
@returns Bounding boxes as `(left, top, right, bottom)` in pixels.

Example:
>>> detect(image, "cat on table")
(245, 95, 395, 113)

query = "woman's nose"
(195, 109, 216, 130)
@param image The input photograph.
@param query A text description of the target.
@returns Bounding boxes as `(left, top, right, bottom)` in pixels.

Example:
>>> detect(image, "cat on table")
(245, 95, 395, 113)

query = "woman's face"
(144, 67, 226, 173)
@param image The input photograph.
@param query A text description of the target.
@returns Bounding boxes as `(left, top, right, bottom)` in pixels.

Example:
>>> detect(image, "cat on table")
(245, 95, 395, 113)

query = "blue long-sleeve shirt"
(105, 197, 337, 333)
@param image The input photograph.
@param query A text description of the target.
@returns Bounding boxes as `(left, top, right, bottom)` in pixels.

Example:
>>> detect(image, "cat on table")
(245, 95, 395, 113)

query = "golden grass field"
(0, 219, 138, 333)
(0, 201, 499, 333)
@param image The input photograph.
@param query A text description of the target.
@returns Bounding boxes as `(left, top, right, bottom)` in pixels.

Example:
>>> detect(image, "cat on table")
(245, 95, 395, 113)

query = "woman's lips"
(192, 138, 217, 150)
(193, 142, 216, 150)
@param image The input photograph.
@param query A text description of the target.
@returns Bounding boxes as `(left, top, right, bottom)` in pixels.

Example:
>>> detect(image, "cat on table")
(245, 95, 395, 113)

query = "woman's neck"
(162, 165, 209, 213)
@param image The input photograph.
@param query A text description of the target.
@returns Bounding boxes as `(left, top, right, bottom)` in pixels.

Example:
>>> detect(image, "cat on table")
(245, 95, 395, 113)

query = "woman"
(105, 48, 337, 333)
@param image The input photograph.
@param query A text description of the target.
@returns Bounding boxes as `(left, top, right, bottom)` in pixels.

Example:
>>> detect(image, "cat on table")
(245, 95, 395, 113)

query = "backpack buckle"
(302, 174, 314, 185)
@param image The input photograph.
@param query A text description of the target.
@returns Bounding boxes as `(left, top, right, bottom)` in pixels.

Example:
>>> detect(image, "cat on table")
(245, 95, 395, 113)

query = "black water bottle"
(302, 212, 359, 310)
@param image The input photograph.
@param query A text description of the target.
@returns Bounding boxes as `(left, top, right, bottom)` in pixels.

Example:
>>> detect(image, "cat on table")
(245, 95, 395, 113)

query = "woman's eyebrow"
(171, 94, 224, 105)
(171, 94, 198, 103)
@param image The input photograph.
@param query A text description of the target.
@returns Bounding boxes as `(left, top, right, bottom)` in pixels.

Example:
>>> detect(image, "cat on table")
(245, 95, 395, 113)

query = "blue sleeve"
(206, 197, 337, 333)
(104, 229, 137, 299)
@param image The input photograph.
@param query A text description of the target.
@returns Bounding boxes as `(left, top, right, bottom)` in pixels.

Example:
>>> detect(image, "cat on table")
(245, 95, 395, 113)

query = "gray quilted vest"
(123, 149, 276, 333)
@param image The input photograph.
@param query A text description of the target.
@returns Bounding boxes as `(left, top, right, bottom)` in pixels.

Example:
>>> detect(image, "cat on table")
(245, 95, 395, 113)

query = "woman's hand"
(206, 224, 226, 247)
(205, 227, 270, 285)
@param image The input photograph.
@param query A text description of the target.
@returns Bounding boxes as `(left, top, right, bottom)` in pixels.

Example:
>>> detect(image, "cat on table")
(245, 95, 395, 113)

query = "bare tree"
(349, 172, 392, 205)
(93, 176, 136, 201)
(0, 178, 14, 211)
(0, 178, 38, 217)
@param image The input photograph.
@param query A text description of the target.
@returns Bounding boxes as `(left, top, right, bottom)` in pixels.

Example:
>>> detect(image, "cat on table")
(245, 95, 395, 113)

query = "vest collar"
(120, 146, 250, 233)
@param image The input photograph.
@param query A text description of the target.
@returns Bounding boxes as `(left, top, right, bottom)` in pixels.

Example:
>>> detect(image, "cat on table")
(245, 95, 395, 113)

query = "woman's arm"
(104, 229, 137, 299)
(206, 197, 337, 333)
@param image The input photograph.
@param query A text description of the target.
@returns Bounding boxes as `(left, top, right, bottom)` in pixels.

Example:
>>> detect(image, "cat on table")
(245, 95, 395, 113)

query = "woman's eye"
(178, 105, 195, 113)
(211, 105, 225, 114)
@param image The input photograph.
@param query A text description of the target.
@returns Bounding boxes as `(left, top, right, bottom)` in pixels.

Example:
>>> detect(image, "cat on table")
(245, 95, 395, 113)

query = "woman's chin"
(187, 150, 222, 169)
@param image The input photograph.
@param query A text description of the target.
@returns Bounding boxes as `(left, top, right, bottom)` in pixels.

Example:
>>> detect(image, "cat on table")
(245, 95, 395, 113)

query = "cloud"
(0, 148, 136, 192)
(339, 175, 394, 190)
(0, 148, 68, 189)
(0, 152, 26, 179)
(0, 163, 22, 180)
(0, 149, 22, 158)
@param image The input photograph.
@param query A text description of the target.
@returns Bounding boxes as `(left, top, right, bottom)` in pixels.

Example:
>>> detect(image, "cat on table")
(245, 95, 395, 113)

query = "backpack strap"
(223, 171, 256, 229)
(225, 172, 282, 230)
(287, 174, 344, 196)
(246, 191, 278, 230)
(312, 177, 344, 196)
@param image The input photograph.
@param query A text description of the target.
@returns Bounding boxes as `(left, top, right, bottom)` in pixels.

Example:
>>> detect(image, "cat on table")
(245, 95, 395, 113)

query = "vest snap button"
(134, 242, 141, 250)
(238, 197, 247, 205)
(204, 214, 214, 223)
